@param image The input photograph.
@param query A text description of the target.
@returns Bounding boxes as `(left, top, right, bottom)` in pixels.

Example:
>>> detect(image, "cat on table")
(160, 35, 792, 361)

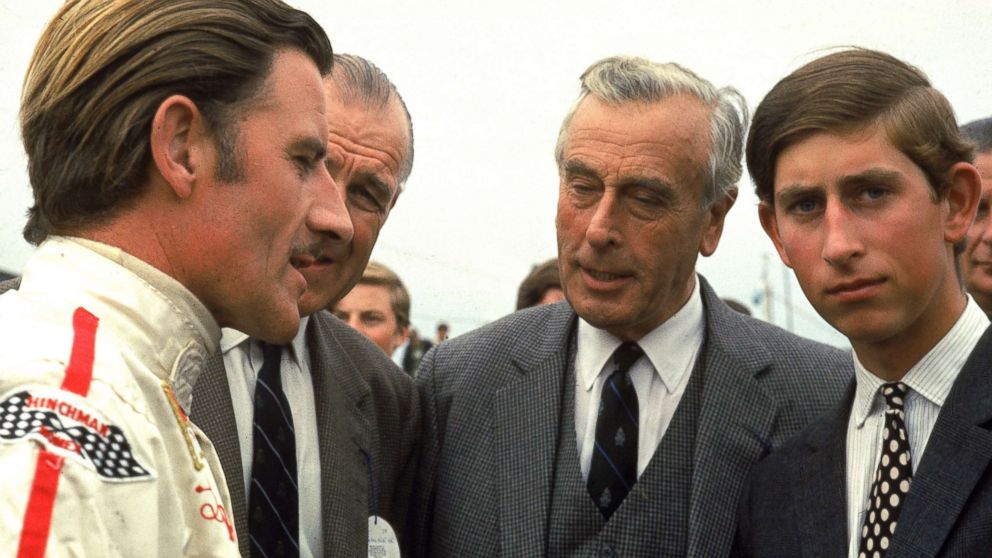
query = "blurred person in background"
(332, 261, 411, 356)
(516, 258, 566, 310)
(435, 321, 450, 343)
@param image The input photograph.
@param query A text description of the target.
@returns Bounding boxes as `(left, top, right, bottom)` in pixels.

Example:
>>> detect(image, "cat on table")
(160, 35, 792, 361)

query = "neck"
(852, 291, 968, 381)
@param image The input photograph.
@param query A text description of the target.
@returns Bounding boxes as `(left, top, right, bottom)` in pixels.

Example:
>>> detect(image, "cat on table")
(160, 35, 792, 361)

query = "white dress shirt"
(221, 317, 323, 558)
(845, 298, 989, 557)
(575, 277, 705, 480)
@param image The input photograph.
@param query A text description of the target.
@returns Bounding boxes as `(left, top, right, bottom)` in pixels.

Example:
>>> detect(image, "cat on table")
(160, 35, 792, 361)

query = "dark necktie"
(858, 382, 913, 558)
(248, 343, 299, 558)
(587, 342, 643, 519)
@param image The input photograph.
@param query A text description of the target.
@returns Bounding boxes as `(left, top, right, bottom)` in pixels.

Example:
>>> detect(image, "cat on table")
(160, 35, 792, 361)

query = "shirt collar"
(220, 315, 310, 365)
(577, 276, 704, 393)
(851, 296, 989, 426)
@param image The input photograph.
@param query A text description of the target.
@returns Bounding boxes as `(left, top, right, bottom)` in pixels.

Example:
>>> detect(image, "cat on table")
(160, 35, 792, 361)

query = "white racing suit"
(0, 237, 240, 557)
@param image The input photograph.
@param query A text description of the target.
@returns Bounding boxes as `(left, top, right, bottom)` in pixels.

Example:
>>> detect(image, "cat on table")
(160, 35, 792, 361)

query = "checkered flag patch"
(0, 389, 153, 482)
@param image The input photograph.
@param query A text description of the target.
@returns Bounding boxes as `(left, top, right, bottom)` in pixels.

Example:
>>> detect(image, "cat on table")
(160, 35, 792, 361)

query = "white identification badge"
(368, 516, 401, 558)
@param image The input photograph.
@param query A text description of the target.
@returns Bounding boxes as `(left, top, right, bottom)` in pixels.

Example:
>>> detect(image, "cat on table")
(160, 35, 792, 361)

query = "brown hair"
(747, 48, 974, 205)
(516, 258, 562, 310)
(359, 261, 411, 329)
(20, 0, 333, 244)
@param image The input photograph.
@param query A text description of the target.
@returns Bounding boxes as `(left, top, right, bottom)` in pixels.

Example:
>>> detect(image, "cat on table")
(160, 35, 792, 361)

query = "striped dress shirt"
(845, 298, 990, 557)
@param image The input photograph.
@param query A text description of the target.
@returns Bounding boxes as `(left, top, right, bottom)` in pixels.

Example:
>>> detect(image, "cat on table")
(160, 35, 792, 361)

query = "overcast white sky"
(1, 0, 990, 346)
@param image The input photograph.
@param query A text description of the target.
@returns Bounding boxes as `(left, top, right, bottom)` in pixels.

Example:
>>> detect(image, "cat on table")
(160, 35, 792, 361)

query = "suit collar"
(307, 312, 371, 556)
(496, 304, 577, 556)
(191, 352, 251, 556)
(793, 382, 855, 558)
(889, 326, 992, 557)
(687, 277, 782, 557)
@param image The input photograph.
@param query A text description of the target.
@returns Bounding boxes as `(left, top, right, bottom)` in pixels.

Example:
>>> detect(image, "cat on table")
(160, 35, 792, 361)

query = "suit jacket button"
(598, 544, 616, 557)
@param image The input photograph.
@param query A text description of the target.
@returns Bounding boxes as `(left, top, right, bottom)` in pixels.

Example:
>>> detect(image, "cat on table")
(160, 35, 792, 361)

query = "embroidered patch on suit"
(0, 388, 154, 482)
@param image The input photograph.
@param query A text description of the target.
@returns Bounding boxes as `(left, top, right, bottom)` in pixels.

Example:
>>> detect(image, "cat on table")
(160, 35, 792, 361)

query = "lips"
(290, 254, 315, 269)
(825, 277, 886, 302)
(578, 264, 633, 290)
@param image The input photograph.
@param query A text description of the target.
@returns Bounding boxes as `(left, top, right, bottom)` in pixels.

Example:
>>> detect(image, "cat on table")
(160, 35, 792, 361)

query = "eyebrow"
(290, 136, 328, 160)
(563, 159, 600, 179)
(775, 168, 903, 204)
(837, 168, 902, 189)
(563, 159, 674, 192)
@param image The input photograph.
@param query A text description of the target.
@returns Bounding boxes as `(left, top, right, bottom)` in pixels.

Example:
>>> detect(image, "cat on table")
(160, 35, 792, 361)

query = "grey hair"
(554, 56, 748, 207)
(961, 116, 992, 154)
(329, 53, 414, 187)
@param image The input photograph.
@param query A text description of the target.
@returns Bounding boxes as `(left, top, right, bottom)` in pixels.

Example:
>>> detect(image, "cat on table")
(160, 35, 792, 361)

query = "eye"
(293, 155, 318, 177)
(361, 313, 385, 326)
(348, 182, 390, 214)
(863, 186, 887, 200)
(565, 180, 600, 207)
(783, 196, 822, 217)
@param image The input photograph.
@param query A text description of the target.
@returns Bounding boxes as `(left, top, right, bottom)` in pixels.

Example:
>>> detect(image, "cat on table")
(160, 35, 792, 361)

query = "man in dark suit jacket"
(191, 53, 419, 557)
(411, 55, 850, 558)
(736, 48, 992, 557)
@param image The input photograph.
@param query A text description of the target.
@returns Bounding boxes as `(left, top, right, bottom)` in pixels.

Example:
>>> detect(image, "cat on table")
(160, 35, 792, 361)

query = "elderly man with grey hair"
(189, 53, 419, 557)
(410, 56, 850, 557)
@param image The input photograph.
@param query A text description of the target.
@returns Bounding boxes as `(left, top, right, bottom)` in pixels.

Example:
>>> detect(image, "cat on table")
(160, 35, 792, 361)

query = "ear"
(149, 95, 205, 200)
(942, 161, 982, 245)
(698, 186, 737, 257)
(758, 201, 793, 268)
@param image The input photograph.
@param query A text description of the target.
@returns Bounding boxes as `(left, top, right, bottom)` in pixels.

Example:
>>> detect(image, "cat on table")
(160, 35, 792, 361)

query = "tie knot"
(258, 342, 284, 371)
(612, 342, 643, 373)
(880, 382, 908, 411)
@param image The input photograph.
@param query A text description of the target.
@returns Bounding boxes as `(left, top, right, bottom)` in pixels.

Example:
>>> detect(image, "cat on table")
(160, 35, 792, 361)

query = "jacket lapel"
(889, 328, 992, 557)
(689, 280, 779, 557)
(794, 384, 853, 558)
(190, 352, 250, 556)
(308, 314, 371, 557)
(494, 305, 576, 557)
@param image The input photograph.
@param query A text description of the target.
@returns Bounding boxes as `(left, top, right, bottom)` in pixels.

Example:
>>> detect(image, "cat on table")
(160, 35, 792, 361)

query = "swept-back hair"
(20, 0, 333, 243)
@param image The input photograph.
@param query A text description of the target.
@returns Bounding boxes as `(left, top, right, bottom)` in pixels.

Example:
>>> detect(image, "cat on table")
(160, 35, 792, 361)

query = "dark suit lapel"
(493, 307, 575, 557)
(190, 352, 250, 556)
(889, 328, 992, 557)
(794, 384, 853, 558)
(308, 315, 371, 557)
(688, 281, 778, 558)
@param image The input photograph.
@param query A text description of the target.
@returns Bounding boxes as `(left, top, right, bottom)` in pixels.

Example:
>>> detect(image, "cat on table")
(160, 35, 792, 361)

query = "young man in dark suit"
(737, 48, 991, 557)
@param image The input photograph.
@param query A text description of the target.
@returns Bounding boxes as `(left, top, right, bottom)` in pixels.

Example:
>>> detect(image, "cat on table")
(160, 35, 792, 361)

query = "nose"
(821, 200, 864, 266)
(586, 189, 622, 249)
(308, 168, 354, 244)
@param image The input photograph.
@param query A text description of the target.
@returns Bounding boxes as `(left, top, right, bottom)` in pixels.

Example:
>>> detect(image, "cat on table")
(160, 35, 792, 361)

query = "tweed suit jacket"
(411, 275, 851, 557)
(190, 310, 420, 557)
(734, 325, 992, 558)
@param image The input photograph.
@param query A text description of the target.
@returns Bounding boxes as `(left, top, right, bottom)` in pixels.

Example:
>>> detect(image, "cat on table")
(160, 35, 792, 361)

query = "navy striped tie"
(587, 342, 643, 519)
(248, 343, 299, 557)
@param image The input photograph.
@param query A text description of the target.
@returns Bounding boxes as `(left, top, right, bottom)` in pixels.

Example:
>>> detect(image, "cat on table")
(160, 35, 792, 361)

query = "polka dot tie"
(587, 342, 643, 519)
(858, 382, 913, 558)
(248, 343, 299, 557)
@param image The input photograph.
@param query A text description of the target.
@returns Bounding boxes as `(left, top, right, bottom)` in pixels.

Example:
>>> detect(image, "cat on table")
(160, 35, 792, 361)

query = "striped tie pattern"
(587, 342, 643, 519)
(248, 343, 299, 557)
